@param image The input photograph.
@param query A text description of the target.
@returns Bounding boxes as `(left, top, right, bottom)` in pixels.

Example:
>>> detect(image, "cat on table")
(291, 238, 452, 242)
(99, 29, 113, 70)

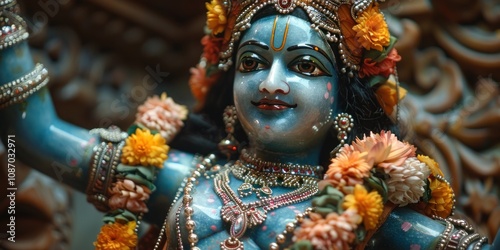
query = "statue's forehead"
(241, 15, 329, 49)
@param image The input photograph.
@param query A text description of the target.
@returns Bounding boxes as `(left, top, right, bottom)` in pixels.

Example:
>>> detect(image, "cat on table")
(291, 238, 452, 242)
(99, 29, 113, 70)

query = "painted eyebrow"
(238, 40, 270, 50)
(287, 44, 334, 65)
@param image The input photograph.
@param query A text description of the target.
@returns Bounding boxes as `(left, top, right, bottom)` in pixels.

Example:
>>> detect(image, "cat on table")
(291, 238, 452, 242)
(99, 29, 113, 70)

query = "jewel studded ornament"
(216, 0, 378, 77)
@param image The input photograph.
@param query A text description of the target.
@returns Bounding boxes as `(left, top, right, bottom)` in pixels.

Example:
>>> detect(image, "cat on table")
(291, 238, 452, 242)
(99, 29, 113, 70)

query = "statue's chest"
(168, 174, 314, 249)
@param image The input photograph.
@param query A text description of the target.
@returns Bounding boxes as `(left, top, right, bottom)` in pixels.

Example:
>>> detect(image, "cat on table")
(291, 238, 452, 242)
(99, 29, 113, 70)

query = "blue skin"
(1, 15, 499, 250)
(234, 15, 338, 165)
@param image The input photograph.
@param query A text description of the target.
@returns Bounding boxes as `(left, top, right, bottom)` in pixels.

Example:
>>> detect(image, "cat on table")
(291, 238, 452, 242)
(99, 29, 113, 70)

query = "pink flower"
(350, 130, 416, 169)
(108, 179, 151, 213)
(135, 93, 188, 143)
(294, 210, 360, 250)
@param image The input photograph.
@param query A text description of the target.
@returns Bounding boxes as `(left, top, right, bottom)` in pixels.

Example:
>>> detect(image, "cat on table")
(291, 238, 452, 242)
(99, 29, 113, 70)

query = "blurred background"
(0, 0, 499, 249)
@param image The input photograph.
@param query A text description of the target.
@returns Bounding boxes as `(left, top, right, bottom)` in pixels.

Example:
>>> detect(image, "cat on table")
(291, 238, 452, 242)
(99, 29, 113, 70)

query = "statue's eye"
(289, 55, 331, 77)
(238, 53, 268, 72)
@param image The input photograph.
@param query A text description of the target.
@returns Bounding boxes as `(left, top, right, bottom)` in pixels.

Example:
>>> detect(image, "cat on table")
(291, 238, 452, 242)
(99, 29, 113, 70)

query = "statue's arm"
(0, 40, 193, 226)
(0, 41, 95, 192)
(367, 207, 499, 250)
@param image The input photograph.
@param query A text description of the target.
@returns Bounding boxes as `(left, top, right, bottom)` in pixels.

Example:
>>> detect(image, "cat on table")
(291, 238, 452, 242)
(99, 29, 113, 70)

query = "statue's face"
(233, 14, 339, 154)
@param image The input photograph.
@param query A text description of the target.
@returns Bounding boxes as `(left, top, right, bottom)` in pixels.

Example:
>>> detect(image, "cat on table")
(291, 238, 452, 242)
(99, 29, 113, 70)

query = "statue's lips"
(251, 98, 297, 110)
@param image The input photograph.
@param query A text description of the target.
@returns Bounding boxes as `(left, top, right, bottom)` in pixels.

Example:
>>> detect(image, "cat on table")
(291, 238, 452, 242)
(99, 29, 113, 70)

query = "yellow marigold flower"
(121, 128, 169, 168)
(206, 0, 227, 35)
(424, 179, 455, 218)
(352, 5, 390, 51)
(343, 184, 384, 230)
(417, 154, 444, 177)
(94, 221, 137, 250)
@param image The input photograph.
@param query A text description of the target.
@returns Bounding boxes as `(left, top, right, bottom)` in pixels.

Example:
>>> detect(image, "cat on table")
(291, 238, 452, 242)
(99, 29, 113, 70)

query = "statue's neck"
(243, 142, 323, 166)
(239, 147, 324, 179)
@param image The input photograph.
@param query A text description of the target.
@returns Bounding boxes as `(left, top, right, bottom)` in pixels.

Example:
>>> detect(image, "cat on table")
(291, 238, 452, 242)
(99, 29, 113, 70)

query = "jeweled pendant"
(230, 214, 248, 239)
(221, 237, 244, 250)
(260, 186, 272, 196)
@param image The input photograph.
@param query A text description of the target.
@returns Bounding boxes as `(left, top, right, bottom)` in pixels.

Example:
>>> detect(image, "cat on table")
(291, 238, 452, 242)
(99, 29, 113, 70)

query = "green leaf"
(103, 209, 137, 223)
(365, 174, 389, 203)
(127, 124, 141, 135)
(422, 178, 432, 203)
(364, 36, 397, 62)
(290, 240, 314, 250)
(311, 184, 345, 217)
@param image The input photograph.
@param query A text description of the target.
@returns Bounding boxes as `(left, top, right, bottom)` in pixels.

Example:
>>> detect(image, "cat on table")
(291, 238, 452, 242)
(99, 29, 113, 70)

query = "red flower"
(201, 35, 223, 64)
(359, 48, 401, 78)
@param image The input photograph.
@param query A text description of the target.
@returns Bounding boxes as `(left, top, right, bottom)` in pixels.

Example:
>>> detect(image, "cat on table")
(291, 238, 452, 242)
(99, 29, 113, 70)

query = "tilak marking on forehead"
(270, 16, 290, 52)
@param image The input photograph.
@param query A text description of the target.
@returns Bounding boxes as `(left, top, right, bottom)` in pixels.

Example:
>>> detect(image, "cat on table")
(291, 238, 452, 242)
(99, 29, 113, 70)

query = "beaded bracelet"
(0, 63, 49, 108)
(86, 141, 125, 211)
(0, 11, 28, 50)
(0, 0, 18, 13)
(434, 216, 489, 250)
(87, 127, 128, 211)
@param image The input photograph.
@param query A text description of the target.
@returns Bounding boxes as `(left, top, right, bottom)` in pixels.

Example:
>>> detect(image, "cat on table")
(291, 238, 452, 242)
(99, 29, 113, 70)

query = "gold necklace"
(215, 169, 319, 249)
(176, 153, 319, 250)
(234, 149, 323, 200)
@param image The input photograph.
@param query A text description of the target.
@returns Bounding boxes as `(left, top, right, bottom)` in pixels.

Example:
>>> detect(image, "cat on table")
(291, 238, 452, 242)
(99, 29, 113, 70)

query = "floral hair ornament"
(189, 0, 407, 114)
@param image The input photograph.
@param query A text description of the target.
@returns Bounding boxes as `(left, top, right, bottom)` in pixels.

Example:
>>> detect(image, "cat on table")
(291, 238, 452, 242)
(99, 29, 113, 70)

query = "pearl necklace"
(174, 153, 319, 249)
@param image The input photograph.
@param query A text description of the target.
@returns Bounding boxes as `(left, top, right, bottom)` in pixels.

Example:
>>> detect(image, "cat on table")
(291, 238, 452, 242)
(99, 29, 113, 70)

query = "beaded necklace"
(216, 168, 318, 249)
(163, 152, 320, 249)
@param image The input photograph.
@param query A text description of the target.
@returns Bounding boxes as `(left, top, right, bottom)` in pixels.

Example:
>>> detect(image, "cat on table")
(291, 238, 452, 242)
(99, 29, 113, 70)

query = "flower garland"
(93, 93, 187, 250)
(190, 1, 407, 116)
(290, 131, 455, 249)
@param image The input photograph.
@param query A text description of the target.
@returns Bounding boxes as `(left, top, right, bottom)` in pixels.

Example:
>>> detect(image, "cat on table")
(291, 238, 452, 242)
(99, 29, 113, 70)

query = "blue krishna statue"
(1, 0, 499, 249)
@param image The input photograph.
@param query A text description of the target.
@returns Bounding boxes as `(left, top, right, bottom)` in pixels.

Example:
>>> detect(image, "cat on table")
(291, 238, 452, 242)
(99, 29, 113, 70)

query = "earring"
(330, 113, 354, 157)
(334, 113, 354, 144)
(218, 105, 240, 158)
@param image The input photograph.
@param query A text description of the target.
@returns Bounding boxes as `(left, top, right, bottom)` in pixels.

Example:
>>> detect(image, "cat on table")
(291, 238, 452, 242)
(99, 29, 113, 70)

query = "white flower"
(384, 157, 430, 206)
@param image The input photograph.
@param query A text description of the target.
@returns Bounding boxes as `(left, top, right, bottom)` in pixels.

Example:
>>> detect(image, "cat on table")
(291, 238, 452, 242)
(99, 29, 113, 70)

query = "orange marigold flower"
(417, 155, 444, 177)
(424, 178, 455, 218)
(359, 48, 401, 78)
(343, 184, 384, 230)
(94, 221, 137, 250)
(206, 0, 227, 35)
(121, 128, 169, 168)
(351, 130, 416, 169)
(375, 75, 407, 116)
(352, 4, 390, 51)
(201, 35, 223, 64)
(325, 150, 371, 188)
(294, 211, 360, 250)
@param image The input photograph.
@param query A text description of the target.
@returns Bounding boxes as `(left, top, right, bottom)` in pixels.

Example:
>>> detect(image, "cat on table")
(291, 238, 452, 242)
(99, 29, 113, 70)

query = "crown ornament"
(211, 0, 391, 76)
